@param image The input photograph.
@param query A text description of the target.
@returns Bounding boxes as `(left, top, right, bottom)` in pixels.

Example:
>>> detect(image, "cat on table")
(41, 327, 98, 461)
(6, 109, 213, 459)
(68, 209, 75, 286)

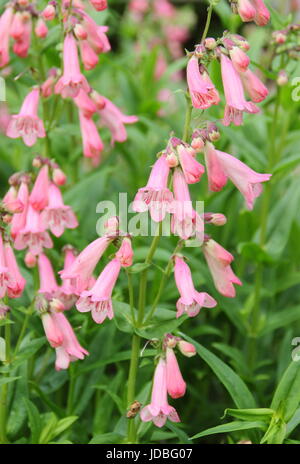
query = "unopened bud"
(207, 123, 220, 142)
(104, 216, 119, 235)
(25, 251, 37, 268)
(277, 70, 288, 86)
(204, 38, 217, 50)
(42, 4, 56, 21)
(204, 213, 227, 226)
(74, 24, 88, 40)
(166, 152, 179, 168)
(50, 298, 65, 312)
(178, 340, 196, 357)
(273, 30, 287, 44)
(52, 168, 67, 186)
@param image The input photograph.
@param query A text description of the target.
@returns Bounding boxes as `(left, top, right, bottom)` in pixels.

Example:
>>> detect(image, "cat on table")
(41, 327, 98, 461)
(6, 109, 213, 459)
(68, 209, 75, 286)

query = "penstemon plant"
(1, 0, 300, 447)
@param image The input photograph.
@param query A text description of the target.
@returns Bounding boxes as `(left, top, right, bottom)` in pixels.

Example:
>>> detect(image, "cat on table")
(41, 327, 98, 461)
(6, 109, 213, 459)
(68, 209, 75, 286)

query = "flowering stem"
(201, 2, 214, 42)
(0, 313, 11, 444)
(126, 270, 137, 326)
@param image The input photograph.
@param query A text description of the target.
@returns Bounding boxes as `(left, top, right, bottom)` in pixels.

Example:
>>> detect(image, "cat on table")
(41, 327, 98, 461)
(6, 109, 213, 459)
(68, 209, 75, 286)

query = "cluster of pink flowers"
(0, 0, 138, 165)
(187, 32, 269, 126)
(230, 0, 270, 25)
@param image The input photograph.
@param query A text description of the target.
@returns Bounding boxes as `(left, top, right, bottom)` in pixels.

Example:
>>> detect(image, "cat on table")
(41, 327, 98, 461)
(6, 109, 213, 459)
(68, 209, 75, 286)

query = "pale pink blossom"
(98, 96, 138, 144)
(55, 33, 89, 99)
(10, 12, 25, 41)
(10, 182, 29, 239)
(221, 54, 259, 126)
(115, 238, 133, 267)
(14, 205, 53, 255)
(177, 143, 205, 184)
(187, 56, 220, 109)
(229, 46, 250, 73)
(89, 0, 107, 11)
(6, 88, 46, 146)
(79, 40, 99, 70)
(38, 253, 59, 296)
(240, 68, 269, 103)
(203, 239, 242, 298)
(41, 69, 57, 98)
(81, 13, 111, 54)
(178, 340, 196, 358)
(41, 312, 63, 348)
(140, 358, 180, 428)
(52, 168, 67, 186)
(59, 246, 78, 310)
(12, 17, 31, 58)
(30, 165, 49, 211)
(174, 255, 216, 318)
(237, 0, 256, 22)
(204, 142, 228, 192)
(133, 154, 174, 222)
(79, 111, 104, 165)
(252, 0, 270, 26)
(41, 183, 78, 237)
(76, 258, 121, 324)
(4, 242, 26, 298)
(60, 236, 112, 294)
(166, 348, 186, 399)
(35, 18, 48, 38)
(2, 186, 24, 213)
(211, 149, 271, 209)
(0, 7, 14, 68)
(42, 4, 56, 21)
(74, 90, 97, 118)
(0, 235, 13, 299)
(153, 0, 175, 18)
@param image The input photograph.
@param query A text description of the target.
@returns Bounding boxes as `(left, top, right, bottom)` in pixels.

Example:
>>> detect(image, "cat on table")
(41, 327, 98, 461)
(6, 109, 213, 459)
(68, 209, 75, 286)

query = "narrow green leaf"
(271, 361, 300, 421)
(191, 421, 266, 440)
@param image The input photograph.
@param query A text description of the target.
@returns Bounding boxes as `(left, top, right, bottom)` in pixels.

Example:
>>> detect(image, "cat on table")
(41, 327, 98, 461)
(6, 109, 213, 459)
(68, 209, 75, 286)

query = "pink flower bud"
(74, 24, 88, 41)
(25, 251, 37, 268)
(178, 341, 196, 358)
(277, 70, 288, 86)
(272, 30, 287, 44)
(52, 168, 67, 186)
(166, 152, 179, 168)
(89, 0, 108, 11)
(166, 348, 186, 399)
(229, 46, 250, 73)
(35, 18, 48, 38)
(41, 312, 64, 348)
(116, 237, 133, 267)
(104, 216, 119, 235)
(204, 37, 216, 50)
(42, 4, 56, 21)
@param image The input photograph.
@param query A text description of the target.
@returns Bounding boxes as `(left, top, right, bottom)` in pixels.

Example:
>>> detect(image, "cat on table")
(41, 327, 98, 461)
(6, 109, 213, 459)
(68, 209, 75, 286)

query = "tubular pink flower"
(89, 0, 108, 11)
(0, 235, 13, 299)
(98, 96, 138, 144)
(10, 12, 25, 41)
(42, 4, 56, 21)
(54, 33, 90, 98)
(177, 143, 205, 184)
(213, 149, 271, 209)
(240, 68, 269, 103)
(140, 358, 180, 428)
(81, 12, 111, 53)
(178, 340, 196, 358)
(187, 56, 220, 109)
(4, 242, 26, 298)
(252, 0, 270, 26)
(38, 253, 59, 296)
(41, 183, 78, 237)
(41, 312, 64, 348)
(14, 205, 53, 255)
(171, 168, 203, 241)
(2, 186, 24, 213)
(79, 40, 99, 70)
(12, 17, 31, 58)
(221, 54, 259, 126)
(59, 247, 78, 309)
(204, 142, 228, 192)
(35, 18, 48, 38)
(115, 237, 133, 267)
(10, 182, 29, 239)
(174, 255, 216, 318)
(237, 0, 256, 22)
(6, 88, 46, 146)
(153, 0, 175, 18)
(0, 7, 14, 68)
(30, 165, 49, 211)
(229, 47, 250, 73)
(79, 111, 103, 165)
(133, 154, 174, 222)
(59, 236, 112, 294)
(166, 348, 186, 399)
(51, 311, 88, 370)
(76, 258, 121, 324)
(74, 90, 97, 118)
(203, 239, 242, 298)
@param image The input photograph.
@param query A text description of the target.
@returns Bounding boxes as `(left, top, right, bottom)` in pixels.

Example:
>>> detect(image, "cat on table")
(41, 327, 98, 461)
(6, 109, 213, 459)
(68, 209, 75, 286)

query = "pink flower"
(41, 69, 57, 98)
(81, 12, 111, 53)
(74, 90, 97, 118)
(133, 154, 174, 222)
(115, 237, 133, 267)
(252, 0, 270, 26)
(2, 186, 24, 213)
(14, 205, 53, 255)
(140, 358, 180, 428)
(178, 340, 196, 357)
(0, 235, 13, 299)
(221, 54, 259, 126)
(76, 258, 121, 324)
(171, 168, 203, 241)
(42, 4, 56, 21)
(79, 111, 103, 165)
(176, 143, 205, 184)
(30, 165, 49, 211)
(52, 168, 67, 186)
(211, 149, 271, 209)
(4, 242, 26, 298)
(79, 40, 99, 70)
(10, 12, 25, 41)
(240, 68, 269, 103)
(11, 182, 29, 239)
(0, 7, 14, 68)
(229, 47, 250, 73)
(35, 18, 48, 38)
(51, 312, 88, 370)
(204, 142, 228, 192)
(38, 253, 59, 296)
(203, 239, 242, 298)
(166, 348, 186, 399)
(174, 255, 217, 318)
(59, 246, 78, 310)
(41, 312, 64, 348)
(55, 33, 90, 98)
(60, 236, 112, 294)
(6, 88, 46, 146)
(98, 96, 138, 144)
(153, 0, 175, 18)
(89, 0, 108, 11)
(237, 0, 256, 22)
(41, 183, 78, 237)
(187, 56, 220, 109)
(12, 16, 31, 58)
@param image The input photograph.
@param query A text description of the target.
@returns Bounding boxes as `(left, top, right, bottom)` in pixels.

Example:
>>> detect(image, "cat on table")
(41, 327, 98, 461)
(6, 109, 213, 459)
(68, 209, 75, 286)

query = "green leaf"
(191, 421, 266, 440)
(113, 300, 134, 334)
(39, 413, 58, 444)
(260, 306, 300, 336)
(89, 433, 124, 444)
(0, 376, 21, 386)
(225, 408, 274, 423)
(271, 361, 300, 422)
(286, 408, 300, 437)
(137, 309, 188, 339)
(24, 398, 42, 444)
(128, 263, 151, 273)
(181, 334, 256, 409)
(53, 416, 78, 438)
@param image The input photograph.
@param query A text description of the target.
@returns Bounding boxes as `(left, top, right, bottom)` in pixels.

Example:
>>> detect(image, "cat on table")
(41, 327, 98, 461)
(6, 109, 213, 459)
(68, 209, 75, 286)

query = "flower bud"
(166, 152, 179, 168)
(52, 168, 67, 186)
(0, 303, 10, 320)
(104, 216, 119, 235)
(178, 340, 196, 357)
(42, 4, 56, 21)
(25, 251, 37, 268)
(74, 24, 88, 40)
(204, 212, 227, 226)
(272, 30, 287, 44)
(50, 298, 65, 312)
(277, 70, 288, 86)
(204, 37, 217, 50)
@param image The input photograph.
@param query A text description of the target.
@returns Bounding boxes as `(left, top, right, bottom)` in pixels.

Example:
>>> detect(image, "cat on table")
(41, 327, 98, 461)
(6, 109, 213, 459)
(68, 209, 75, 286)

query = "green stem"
(0, 314, 11, 444)
(201, 2, 214, 42)
(182, 98, 193, 143)
(66, 364, 75, 415)
(126, 270, 136, 326)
